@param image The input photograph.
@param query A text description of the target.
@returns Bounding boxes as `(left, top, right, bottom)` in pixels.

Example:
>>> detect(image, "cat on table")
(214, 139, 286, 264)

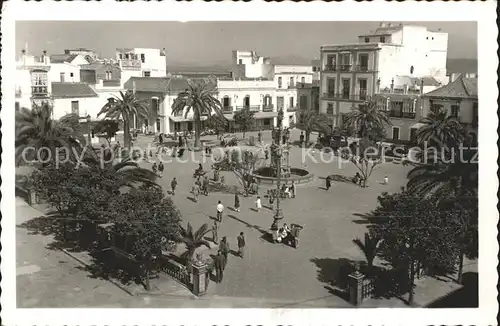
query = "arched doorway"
(244, 95, 250, 108)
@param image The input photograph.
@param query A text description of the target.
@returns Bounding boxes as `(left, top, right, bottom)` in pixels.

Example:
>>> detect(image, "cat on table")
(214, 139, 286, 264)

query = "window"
(327, 78, 336, 95)
(301, 76, 305, 83)
(326, 55, 337, 70)
(105, 71, 112, 80)
(431, 103, 444, 114)
(60, 73, 65, 82)
(312, 67, 316, 72)
(392, 127, 400, 140)
(358, 79, 368, 100)
(151, 98, 159, 112)
(244, 95, 250, 107)
(119, 53, 123, 59)
(364, 37, 370, 43)
(143, 71, 151, 77)
(70, 72, 74, 78)
(327, 103, 334, 115)
(278, 77, 282, 88)
(223, 96, 230, 108)
(15, 101, 20, 110)
(71, 101, 79, 116)
(277, 96, 284, 110)
(341, 78, 350, 99)
(289, 77, 294, 87)
(156, 118, 161, 131)
(300, 95, 308, 109)
(380, 36, 386, 43)
(358, 54, 369, 71)
(141, 54, 145, 63)
(289, 97, 294, 108)
(238, 59, 243, 64)
(410, 128, 418, 142)
(451, 105, 459, 118)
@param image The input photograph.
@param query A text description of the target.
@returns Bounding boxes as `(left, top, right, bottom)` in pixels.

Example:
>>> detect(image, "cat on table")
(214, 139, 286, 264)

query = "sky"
(16, 21, 477, 66)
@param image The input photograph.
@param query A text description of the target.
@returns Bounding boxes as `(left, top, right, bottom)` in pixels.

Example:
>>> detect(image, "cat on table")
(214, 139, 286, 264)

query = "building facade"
(116, 48, 168, 86)
(320, 23, 448, 131)
(51, 82, 100, 120)
(15, 50, 52, 109)
(422, 75, 478, 144)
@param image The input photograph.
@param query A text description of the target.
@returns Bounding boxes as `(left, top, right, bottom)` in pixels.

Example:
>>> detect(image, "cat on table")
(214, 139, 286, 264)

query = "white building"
(51, 82, 100, 120)
(320, 23, 448, 129)
(116, 48, 168, 86)
(15, 50, 52, 109)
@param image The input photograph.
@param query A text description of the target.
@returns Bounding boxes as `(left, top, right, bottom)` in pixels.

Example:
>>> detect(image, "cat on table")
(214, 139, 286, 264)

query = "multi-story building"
(422, 75, 478, 145)
(320, 23, 449, 130)
(50, 82, 100, 120)
(116, 48, 168, 86)
(15, 50, 52, 109)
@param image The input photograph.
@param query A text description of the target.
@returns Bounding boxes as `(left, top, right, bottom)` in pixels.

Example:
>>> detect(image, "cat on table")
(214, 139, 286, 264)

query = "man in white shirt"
(216, 200, 224, 222)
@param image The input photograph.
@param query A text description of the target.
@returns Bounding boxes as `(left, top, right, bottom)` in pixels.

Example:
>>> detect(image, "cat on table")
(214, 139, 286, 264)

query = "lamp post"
(86, 114, 92, 145)
(271, 109, 285, 231)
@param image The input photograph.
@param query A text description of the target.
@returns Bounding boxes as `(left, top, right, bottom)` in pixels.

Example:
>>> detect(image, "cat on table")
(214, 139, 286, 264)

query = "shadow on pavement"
(426, 272, 478, 308)
(227, 214, 268, 236)
(310, 257, 354, 302)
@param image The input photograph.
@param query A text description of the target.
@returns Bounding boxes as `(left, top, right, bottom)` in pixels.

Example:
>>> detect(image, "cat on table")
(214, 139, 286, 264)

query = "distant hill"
(168, 57, 478, 74)
(446, 58, 477, 74)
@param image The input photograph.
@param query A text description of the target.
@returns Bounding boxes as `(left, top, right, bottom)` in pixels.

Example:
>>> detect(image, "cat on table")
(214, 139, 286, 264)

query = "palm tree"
(344, 101, 392, 139)
(83, 147, 159, 189)
(406, 147, 478, 199)
(98, 91, 149, 150)
(178, 222, 211, 270)
(171, 79, 224, 149)
(415, 110, 464, 150)
(297, 108, 331, 145)
(353, 232, 383, 269)
(15, 103, 85, 165)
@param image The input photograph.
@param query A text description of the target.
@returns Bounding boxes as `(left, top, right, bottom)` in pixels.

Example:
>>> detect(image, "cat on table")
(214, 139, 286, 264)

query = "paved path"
(16, 129, 477, 308)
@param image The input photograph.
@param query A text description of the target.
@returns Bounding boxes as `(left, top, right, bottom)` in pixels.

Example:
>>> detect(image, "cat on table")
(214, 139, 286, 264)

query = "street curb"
(59, 248, 136, 297)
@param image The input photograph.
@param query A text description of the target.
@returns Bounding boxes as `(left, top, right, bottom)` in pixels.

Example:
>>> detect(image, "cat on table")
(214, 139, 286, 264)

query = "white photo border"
(1, 1, 498, 325)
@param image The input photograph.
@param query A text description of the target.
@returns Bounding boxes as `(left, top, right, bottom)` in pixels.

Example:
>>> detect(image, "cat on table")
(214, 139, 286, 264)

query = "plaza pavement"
(15, 129, 477, 308)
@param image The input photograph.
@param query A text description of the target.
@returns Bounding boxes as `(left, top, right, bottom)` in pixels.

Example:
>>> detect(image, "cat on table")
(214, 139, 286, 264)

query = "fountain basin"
(251, 167, 314, 185)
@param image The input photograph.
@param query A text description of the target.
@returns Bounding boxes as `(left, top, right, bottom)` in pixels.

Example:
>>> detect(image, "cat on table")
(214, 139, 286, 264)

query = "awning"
(254, 111, 278, 119)
(411, 122, 426, 129)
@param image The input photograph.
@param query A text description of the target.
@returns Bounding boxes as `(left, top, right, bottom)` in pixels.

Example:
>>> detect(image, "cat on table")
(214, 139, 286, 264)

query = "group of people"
(211, 231, 246, 283)
(152, 161, 165, 177)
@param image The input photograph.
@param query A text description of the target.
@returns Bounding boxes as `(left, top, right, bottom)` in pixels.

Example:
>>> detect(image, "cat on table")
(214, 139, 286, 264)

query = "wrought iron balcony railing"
(323, 64, 337, 72)
(263, 104, 274, 112)
(31, 86, 49, 97)
(388, 110, 416, 119)
(235, 105, 260, 112)
(287, 106, 298, 112)
(222, 106, 233, 113)
(322, 92, 372, 101)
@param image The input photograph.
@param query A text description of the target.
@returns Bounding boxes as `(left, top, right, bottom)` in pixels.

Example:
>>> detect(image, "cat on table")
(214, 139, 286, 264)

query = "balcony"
(235, 105, 260, 112)
(222, 106, 233, 113)
(388, 110, 416, 119)
(322, 93, 372, 102)
(263, 104, 274, 112)
(120, 59, 141, 70)
(354, 65, 370, 72)
(323, 65, 338, 72)
(379, 87, 421, 95)
(31, 86, 49, 97)
(339, 64, 352, 72)
(287, 106, 298, 112)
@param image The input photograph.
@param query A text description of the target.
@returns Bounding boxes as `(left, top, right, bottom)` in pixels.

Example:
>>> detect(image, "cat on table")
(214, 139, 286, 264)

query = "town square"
(6, 9, 492, 321)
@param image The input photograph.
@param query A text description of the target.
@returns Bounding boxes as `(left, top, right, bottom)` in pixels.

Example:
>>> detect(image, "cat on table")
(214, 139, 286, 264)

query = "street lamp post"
(271, 109, 285, 231)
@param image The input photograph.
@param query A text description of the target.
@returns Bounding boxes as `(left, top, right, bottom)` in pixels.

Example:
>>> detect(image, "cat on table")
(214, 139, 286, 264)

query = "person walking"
(290, 181, 296, 198)
(158, 161, 164, 177)
(264, 147, 269, 161)
(255, 196, 262, 212)
(152, 162, 158, 174)
(234, 193, 240, 212)
(237, 232, 246, 258)
(216, 200, 224, 222)
(219, 236, 230, 269)
(258, 130, 262, 143)
(192, 182, 200, 202)
(214, 250, 224, 283)
(383, 175, 389, 185)
(211, 220, 218, 244)
(299, 132, 305, 147)
(202, 176, 210, 196)
(326, 176, 332, 191)
(171, 177, 178, 195)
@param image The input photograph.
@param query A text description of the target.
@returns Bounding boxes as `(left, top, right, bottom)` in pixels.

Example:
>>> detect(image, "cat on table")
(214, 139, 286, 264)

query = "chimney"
(390, 78, 394, 92)
(43, 50, 47, 64)
(420, 79, 424, 94)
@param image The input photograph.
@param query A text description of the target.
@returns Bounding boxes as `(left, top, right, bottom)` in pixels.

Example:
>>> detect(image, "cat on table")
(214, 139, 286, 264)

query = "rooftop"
(123, 77, 216, 93)
(424, 75, 477, 99)
(51, 82, 98, 98)
(50, 54, 78, 64)
(80, 62, 120, 70)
